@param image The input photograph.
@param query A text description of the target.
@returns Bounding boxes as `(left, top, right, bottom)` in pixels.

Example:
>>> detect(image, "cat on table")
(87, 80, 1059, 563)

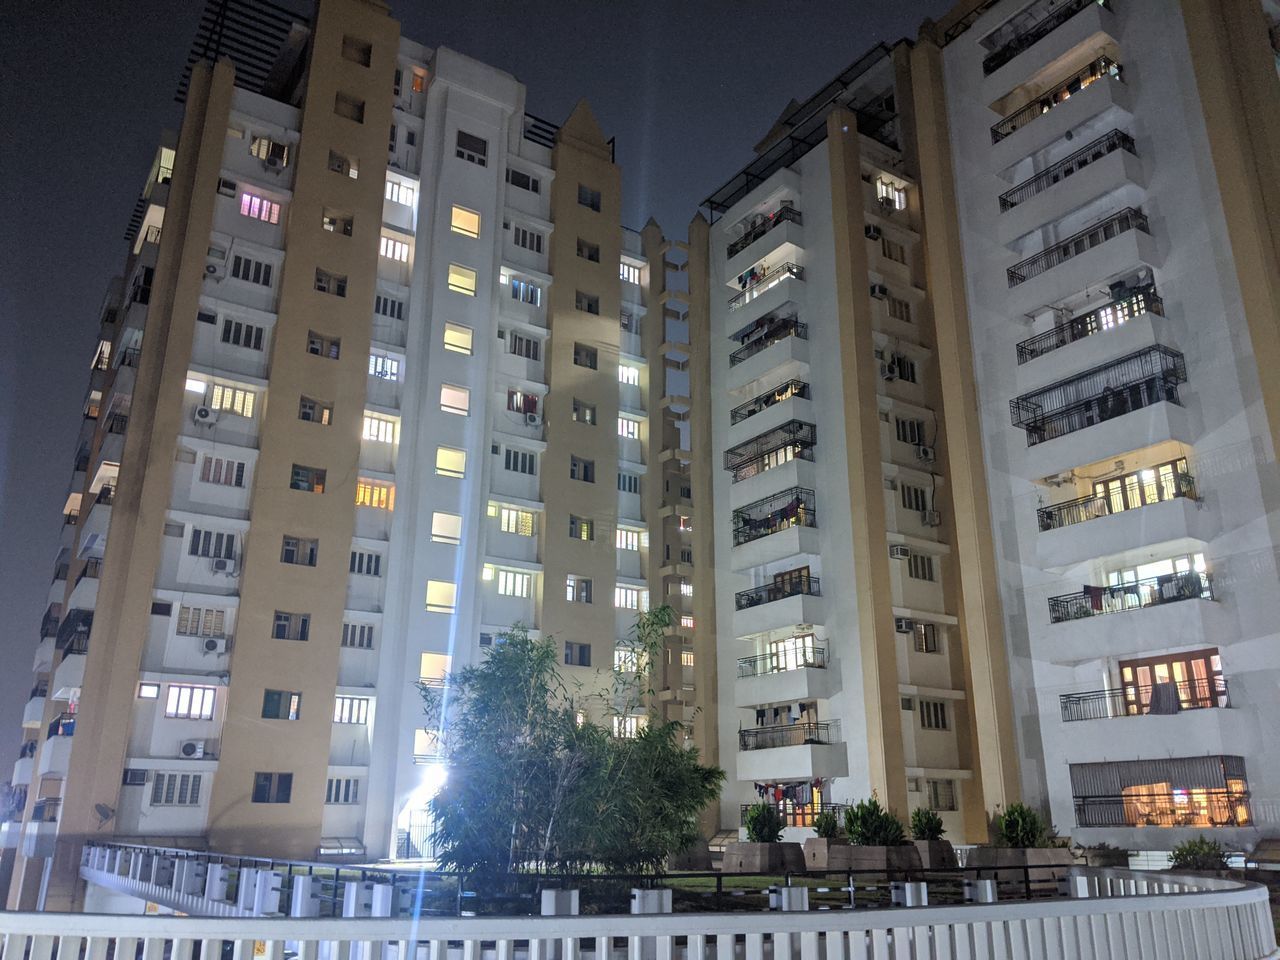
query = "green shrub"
(994, 803, 1049, 849)
(1169, 835, 1228, 871)
(910, 807, 946, 842)
(743, 802, 784, 843)
(812, 810, 840, 839)
(844, 796, 906, 846)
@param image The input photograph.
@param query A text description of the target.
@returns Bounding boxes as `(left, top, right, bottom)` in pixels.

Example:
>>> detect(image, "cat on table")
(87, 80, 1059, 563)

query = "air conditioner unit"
(211, 557, 236, 575)
(179, 740, 205, 759)
(193, 405, 218, 425)
(921, 510, 942, 527)
(525, 413, 542, 426)
(894, 616, 915, 634)
(203, 636, 229, 655)
(889, 544, 911, 560)
(122, 768, 149, 786)
(264, 156, 282, 170)
(879, 361, 898, 382)
(205, 262, 226, 281)
(878, 196, 897, 211)
(864, 225, 882, 240)
(916, 444, 935, 463)
(869, 284, 889, 300)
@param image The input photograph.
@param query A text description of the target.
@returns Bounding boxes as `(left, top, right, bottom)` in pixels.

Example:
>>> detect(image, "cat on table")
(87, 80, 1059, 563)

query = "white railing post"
(343, 881, 374, 917)
(964, 878, 998, 903)
(290, 876, 321, 918)
(254, 871, 284, 916)
(205, 863, 229, 902)
(236, 868, 259, 913)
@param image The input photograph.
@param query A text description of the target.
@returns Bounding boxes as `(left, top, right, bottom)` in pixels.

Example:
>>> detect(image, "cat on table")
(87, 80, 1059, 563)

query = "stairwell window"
(385, 180, 415, 206)
(165, 684, 216, 720)
(334, 92, 365, 123)
(355, 478, 395, 510)
(326, 777, 360, 804)
(914, 622, 939, 654)
(280, 536, 318, 567)
(231, 255, 272, 287)
(176, 606, 225, 637)
(272, 611, 310, 641)
(362, 414, 398, 444)
(444, 322, 473, 355)
(570, 456, 595, 483)
(314, 270, 348, 297)
(341, 622, 374, 648)
(618, 472, 640, 494)
(499, 507, 535, 536)
(298, 396, 332, 425)
(239, 192, 281, 224)
(504, 449, 536, 475)
(436, 446, 467, 478)
(615, 586, 641, 610)
(425, 579, 457, 613)
(251, 772, 293, 804)
(440, 384, 470, 416)
(574, 343, 598, 369)
(895, 417, 925, 445)
(892, 353, 917, 383)
(620, 262, 641, 285)
(497, 569, 531, 598)
(881, 237, 907, 263)
(510, 331, 540, 360)
(901, 483, 928, 512)
(380, 237, 410, 262)
(350, 550, 382, 577)
(432, 511, 463, 544)
(199, 456, 246, 487)
(907, 553, 935, 582)
(920, 699, 949, 730)
(578, 184, 602, 211)
(617, 418, 639, 439)
(455, 130, 488, 166)
(448, 264, 477, 296)
(618, 365, 640, 385)
(512, 226, 543, 253)
(887, 295, 912, 323)
(151, 773, 202, 807)
(926, 778, 957, 811)
(450, 206, 481, 239)
(616, 529, 640, 551)
(506, 168, 540, 193)
(333, 696, 370, 724)
(262, 689, 302, 720)
(375, 294, 404, 319)
(566, 575, 593, 603)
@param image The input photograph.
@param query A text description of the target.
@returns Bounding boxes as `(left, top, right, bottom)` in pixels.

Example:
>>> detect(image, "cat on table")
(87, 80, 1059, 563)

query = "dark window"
(573, 342, 598, 369)
(565, 640, 591, 665)
(251, 772, 293, 803)
(578, 184, 602, 211)
(456, 131, 488, 166)
(570, 456, 595, 483)
(290, 465, 326, 493)
(262, 689, 301, 720)
(334, 92, 365, 123)
(575, 291, 600, 315)
(577, 239, 600, 262)
(506, 168, 540, 193)
(280, 536, 318, 567)
(272, 611, 310, 641)
(341, 35, 372, 67)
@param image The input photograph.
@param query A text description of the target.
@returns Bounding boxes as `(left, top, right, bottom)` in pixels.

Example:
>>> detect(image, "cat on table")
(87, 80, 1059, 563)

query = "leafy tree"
(422, 608, 722, 883)
(993, 802, 1049, 849)
(743, 802, 785, 843)
(844, 795, 907, 846)
(1169, 835, 1228, 871)
(910, 807, 946, 841)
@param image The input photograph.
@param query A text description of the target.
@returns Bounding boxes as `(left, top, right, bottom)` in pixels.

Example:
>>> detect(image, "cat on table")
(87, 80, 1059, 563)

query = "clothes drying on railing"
(1147, 680, 1182, 715)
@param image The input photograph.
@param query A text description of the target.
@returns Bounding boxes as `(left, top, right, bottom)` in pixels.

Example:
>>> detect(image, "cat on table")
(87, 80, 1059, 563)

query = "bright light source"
(184, 377, 205, 393)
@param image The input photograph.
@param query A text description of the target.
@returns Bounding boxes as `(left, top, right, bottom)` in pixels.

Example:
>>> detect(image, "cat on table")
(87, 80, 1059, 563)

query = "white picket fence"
(2, 867, 1276, 960)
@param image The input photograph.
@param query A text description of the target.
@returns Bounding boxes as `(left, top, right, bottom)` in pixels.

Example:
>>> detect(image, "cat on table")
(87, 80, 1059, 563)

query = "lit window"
(209, 384, 255, 417)
(355, 478, 395, 510)
(500, 507, 535, 536)
(876, 178, 908, 210)
(362, 414, 398, 444)
(369, 353, 400, 380)
(333, 696, 370, 724)
(679, 582, 693, 598)
(616, 529, 640, 551)
(436, 446, 466, 479)
(165, 684, 217, 720)
(448, 264, 477, 296)
(681, 615, 694, 629)
(497, 570, 531, 597)
(432, 512, 462, 544)
(617, 417, 639, 439)
(239, 192, 281, 224)
(385, 180, 415, 206)
(681, 650, 695, 668)
(620, 262, 641, 285)
(618, 365, 640, 385)
(615, 586, 641, 610)
(185, 376, 205, 393)
(613, 715, 646, 739)
(380, 236, 410, 262)
(482, 564, 495, 581)
(138, 683, 160, 699)
(566, 575, 592, 603)
(426, 580, 457, 613)
(450, 206, 481, 238)
(510, 278, 542, 306)
(440, 384, 470, 416)
(443, 322, 473, 355)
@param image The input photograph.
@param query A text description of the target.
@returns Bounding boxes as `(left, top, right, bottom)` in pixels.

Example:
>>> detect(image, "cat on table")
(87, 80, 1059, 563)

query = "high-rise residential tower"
(1, 0, 703, 910)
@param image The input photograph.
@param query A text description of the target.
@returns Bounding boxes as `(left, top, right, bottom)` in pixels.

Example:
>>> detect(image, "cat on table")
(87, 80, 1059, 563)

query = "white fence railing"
(4, 867, 1275, 960)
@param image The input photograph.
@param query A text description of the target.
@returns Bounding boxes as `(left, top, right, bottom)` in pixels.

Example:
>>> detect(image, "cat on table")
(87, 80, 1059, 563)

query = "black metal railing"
(74, 453, 90, 472)
(728, 263, 804, 311)
(735, 575, 821, 611)
(983, 0, 1112, 75)
(18, 741, 37, 760)
(1015, 285, 1163, 364)
(52, 563, 69, 582)
(29, 684, 48, 700)
(74, 558, 104, 586)
(119, 347, 141, 368)
(62, 633, 90, 657)
(95, 485, 116, 506)
(991, 57, 1122, 143)
(32, 798, 62, 823)
(732, 487, 817, 546)
(737, 646, 829, 678)
(1060, 678, 1229, 722)
(1048, 571, 1212, 623)
(739, 801, 846, 829)
(47, 712, 76, 739)
(1037, 471, 1195, 530)
(999, 129, 1135, 212)
(739, 721, 838, 751)
(40, 607, 60, 637)
(56, 609, 92, 652)
(730, 380, 810, 424)
(1007, 207, 1148, 287)
(729, 316, 807, 366)
(1023, 375, 1182, 446)
(1073, 790, 1250, 828)
(63, 510, 79, 526)
(106, 413, 130, 434)
(522, 113, 559, 149)
(724, 420, 817, 482)
(727, 205, 803, 259)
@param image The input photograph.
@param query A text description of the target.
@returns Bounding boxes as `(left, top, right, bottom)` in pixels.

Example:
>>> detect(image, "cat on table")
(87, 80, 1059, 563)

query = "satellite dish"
(94, 803, 115, 827)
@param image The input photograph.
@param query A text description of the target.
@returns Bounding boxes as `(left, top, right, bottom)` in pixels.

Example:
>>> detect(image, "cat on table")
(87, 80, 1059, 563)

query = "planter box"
(829, 845, 923, 872)
(667, 841, 712, 871)
(967, 846, 1075, 885)
(803, 838, 849, 870)
(720, 841, 805, 873)
(914, 839, 957, 869)
(1081, 848, 1129, 868)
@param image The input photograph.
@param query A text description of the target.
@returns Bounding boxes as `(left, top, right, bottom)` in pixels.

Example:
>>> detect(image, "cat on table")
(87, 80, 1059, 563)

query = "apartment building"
(691, 45, 1019, 843)
(1, 0, 702, 910)
(914, 0, 1280, 850)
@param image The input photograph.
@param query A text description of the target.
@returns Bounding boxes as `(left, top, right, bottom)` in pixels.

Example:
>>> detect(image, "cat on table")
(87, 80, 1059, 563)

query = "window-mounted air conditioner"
(889, 545, 911, 560)
(894, 616, 915, 633)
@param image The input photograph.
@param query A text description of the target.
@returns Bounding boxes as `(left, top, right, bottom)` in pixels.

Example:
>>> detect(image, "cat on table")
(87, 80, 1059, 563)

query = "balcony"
(1038, 470, 1195, 531)
(725, 206, 804, 282)
(732, 487, 816, 546)
(1009, 345, 1186, 447)
(736, 721, 847, 782)
(739, 801, 847, 830)
(730, 380, 810, 425)
(735, 648, 838, 707)
(1060, 677, 1229, 722)
(739, 721, 838, 750)
(983, 0, 1112, 76)
(727, 262, 804, 315)
(991, 57, 1122, 144)
(21, 688, 47, 728)
(729, 315, 807, 367)
(1000, 130, 1134, 213)
(1016, 285, 1163, 365)
(1070, 755, 1250, 829)
(12, 754, 33, 787)
(1048, 571, 1212, 623)
(32, 636, 54, 673)
(38, 718, 74, 777)
(735, 574, 821, 611)
(727, 204, 802, 259)
(1007, 208, 1149, 288)
(52, 640, 88, 701)
(724, 420, 816, 483)
(23, 800, 60, 858)
(40, 605, 61, 639)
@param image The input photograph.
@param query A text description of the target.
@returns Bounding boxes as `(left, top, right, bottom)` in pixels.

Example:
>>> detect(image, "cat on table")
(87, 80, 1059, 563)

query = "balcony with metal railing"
(727, 204, 802, 259)
(1074, 789, 1251, 829)
(739, 721, 838, 751)
(991, 57, 1122, 144)
(737, 646, 829, 678)
(1060, 677, 1229, 722)
(1015, 285, 1163, 364)
(983, 0, 1113, 76)
(1048, 570, 1212, 623)
(732, 487, 817, 546)
(727, 262, 804, 312)
(735, 574, 821, 611)
(726, 205, 803, 276)
(1007, 207, 1148, 288)
(728, 315, 807, 367)
(999, 129, 1136, 213)
(1009, 345, 1186, 447)
(724, 420, 816, 483)
(730, 380, 810, 425)
(1037, 470, 1195, 531)
(738, 800, 846, 829)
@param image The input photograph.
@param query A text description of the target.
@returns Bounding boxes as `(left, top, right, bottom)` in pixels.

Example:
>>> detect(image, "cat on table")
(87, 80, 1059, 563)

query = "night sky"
(0, 0, 952, 753)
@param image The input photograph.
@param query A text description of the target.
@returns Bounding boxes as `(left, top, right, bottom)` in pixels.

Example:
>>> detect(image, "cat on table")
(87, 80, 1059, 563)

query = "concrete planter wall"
(913, 839, 958, 869)
(968, 846, 1076, 883)
(721, 841, 805, 873)
(830, 845, 923, 872)
(667, 840, 712, 871)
